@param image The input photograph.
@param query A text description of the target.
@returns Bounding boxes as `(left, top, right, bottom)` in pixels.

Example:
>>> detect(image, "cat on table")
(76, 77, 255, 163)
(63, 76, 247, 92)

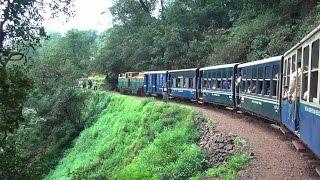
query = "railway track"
(126, 93, 320, 179)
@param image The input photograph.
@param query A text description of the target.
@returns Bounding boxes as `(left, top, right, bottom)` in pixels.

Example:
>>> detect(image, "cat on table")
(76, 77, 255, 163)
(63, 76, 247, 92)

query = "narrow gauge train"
(117, 25, 320, 158)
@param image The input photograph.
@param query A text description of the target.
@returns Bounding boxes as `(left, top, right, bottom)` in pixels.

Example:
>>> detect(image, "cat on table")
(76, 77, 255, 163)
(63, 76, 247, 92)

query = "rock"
(226, 144, 233, 151)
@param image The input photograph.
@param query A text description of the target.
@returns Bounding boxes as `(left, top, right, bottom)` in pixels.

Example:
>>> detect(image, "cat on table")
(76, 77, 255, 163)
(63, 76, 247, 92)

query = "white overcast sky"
(43, 0, 114, 33)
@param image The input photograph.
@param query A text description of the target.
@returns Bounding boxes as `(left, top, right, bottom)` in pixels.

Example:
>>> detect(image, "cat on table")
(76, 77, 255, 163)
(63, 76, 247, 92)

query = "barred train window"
(189, 78, 194, 89)
(265, 66, 272, 96)
(302, 46, 309, 101)
(257, 67, 263, 95)
(310, 40, 319, 103)
(176, 78, 181, 88)
(272, 65, 279, 97)
(292, 55, 296, 73)
(217, 71, 221, 89)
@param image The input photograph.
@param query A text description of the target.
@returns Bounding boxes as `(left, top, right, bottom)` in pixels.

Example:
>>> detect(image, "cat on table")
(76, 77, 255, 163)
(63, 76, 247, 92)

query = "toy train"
(118, 25, 320, 158)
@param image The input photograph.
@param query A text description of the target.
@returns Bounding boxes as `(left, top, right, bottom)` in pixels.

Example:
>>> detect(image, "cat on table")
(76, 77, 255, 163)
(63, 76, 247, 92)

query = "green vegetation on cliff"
(46, 92, 207, 179)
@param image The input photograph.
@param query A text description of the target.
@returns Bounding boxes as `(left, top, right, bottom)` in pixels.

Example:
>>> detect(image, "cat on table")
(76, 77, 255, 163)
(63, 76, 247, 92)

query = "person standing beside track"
(162, 81, 169, 102)
(288, 62, 302, 102)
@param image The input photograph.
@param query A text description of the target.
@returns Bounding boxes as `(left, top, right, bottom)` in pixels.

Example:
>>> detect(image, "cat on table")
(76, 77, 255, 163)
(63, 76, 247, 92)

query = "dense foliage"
(93, 0, 320, 87)
(0, 0, 73, 154)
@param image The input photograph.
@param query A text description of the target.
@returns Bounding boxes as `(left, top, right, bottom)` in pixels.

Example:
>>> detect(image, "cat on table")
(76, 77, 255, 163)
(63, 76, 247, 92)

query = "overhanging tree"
(0, 0, 73, 148)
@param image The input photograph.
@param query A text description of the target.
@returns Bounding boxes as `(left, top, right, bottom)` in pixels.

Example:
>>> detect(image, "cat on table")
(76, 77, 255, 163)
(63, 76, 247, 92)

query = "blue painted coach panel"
(202, 90, 234, 106)
(170, 88, 197, 100)
(155, 73, 168, 95)
(168, 68, 199, 100)
(281, 100, 299, 132)
(144, 72, 168, 96)
(299, 103, 320, 157)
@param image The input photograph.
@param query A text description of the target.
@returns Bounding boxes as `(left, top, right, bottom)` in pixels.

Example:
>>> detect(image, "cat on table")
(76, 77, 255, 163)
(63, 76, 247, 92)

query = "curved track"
(128, 94, 318, 179)
(193, 104, 318, 179)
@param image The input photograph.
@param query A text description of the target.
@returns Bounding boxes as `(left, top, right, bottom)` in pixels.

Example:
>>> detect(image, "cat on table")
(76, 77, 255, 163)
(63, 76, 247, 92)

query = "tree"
(0, 0, 73, 148)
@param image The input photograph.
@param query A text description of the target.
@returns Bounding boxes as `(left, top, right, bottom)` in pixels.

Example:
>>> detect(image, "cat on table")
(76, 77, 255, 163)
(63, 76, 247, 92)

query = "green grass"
(46, 93, 207, 179)
(45, 92, 249, 179)
(204, 154, 250, 180)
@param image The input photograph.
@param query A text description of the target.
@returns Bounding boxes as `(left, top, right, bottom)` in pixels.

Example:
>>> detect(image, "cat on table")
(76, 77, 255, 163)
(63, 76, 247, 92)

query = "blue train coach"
(144, 71, 168, 96)
(237, 56, 282, 122)
(168, 68, 199, 101)
(199, 63, 238, 108)
(281, 25, 320, 157)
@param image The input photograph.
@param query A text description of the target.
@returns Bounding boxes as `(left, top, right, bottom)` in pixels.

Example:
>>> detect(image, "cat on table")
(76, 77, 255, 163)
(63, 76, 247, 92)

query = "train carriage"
(144, 71, 168, 96)
(282, 25, 320, 157)
(117, 72, 144, 95)
(117, 73, 129, 93)
(129, 72, 145, 95)
(199, 63, 238, 108)
(168, 68, 199, 100)
(237, 56, 282, 122)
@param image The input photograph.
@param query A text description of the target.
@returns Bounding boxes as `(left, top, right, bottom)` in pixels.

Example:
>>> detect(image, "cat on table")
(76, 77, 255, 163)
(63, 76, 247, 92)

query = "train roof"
(238, 56, 282, 68)
(200, 63, 239, 71)
(284, 24, 320, 56)
(144, 70, 167, 74)
(168, 68, 198, 73)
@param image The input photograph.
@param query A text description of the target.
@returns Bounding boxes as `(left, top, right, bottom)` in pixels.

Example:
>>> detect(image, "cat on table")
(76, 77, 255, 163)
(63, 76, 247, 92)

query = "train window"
(311, 40, 319, 70)
(228, 70, 233, 79)
(212, 71, 216, 79)
(246, 68, 251, 79)
(177, 78, 181, 88)
(183, 78, 187, 88)
(309, 71, 318, 102)
(171, 78, 175, 87)
(222, 70, 227, 78)
(272, 65, 279, 97)
(241, 80, 245, 92)
(245, 80, 249, 93)
(189, 78, 194, 89)
(309, 40, 319, 103)
(292, 55, 296, 72)
(217, 80, 221, 89)
(211, 79, 215, 89)
(303, 46, 310, 71)
(257, 67, 264, 95)
(250, 81, 257, 94)
(217, 71, 221, 79)
(252, 68, 257, 79)
(301, 46, 310, 101)
(265, 80, 271, 96)
(212, 79, 217, 89)
(257, 80, 263, 94)
(258, 67, 264, 79)
(208, 79, 212, 89)
(222, 80, 231, 90)
(203, 79, 207, 89)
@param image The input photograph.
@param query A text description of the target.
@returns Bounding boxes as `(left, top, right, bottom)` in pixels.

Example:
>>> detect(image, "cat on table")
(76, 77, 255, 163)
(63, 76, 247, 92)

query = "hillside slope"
(46, 92, 208, 179)
(45, 91, 250, 179)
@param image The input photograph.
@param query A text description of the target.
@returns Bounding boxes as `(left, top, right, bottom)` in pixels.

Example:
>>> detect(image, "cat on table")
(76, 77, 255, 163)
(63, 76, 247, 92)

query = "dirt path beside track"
(126, 93, 318, 179)
(192, 104, 318, 179)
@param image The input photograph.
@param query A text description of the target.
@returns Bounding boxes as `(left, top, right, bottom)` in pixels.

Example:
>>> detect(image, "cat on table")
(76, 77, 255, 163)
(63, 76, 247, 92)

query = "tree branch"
(0, 131, 7, 148)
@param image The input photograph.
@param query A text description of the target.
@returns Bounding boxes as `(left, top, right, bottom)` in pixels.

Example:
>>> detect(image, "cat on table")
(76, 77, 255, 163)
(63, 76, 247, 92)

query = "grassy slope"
(46, 91, 249, 179)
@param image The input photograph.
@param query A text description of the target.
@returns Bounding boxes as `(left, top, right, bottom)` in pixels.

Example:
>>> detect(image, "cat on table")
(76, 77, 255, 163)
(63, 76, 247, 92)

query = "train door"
(152, 74, 157, 93)
(147, 74, 153, 93)
(281, 53, 300, 133)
